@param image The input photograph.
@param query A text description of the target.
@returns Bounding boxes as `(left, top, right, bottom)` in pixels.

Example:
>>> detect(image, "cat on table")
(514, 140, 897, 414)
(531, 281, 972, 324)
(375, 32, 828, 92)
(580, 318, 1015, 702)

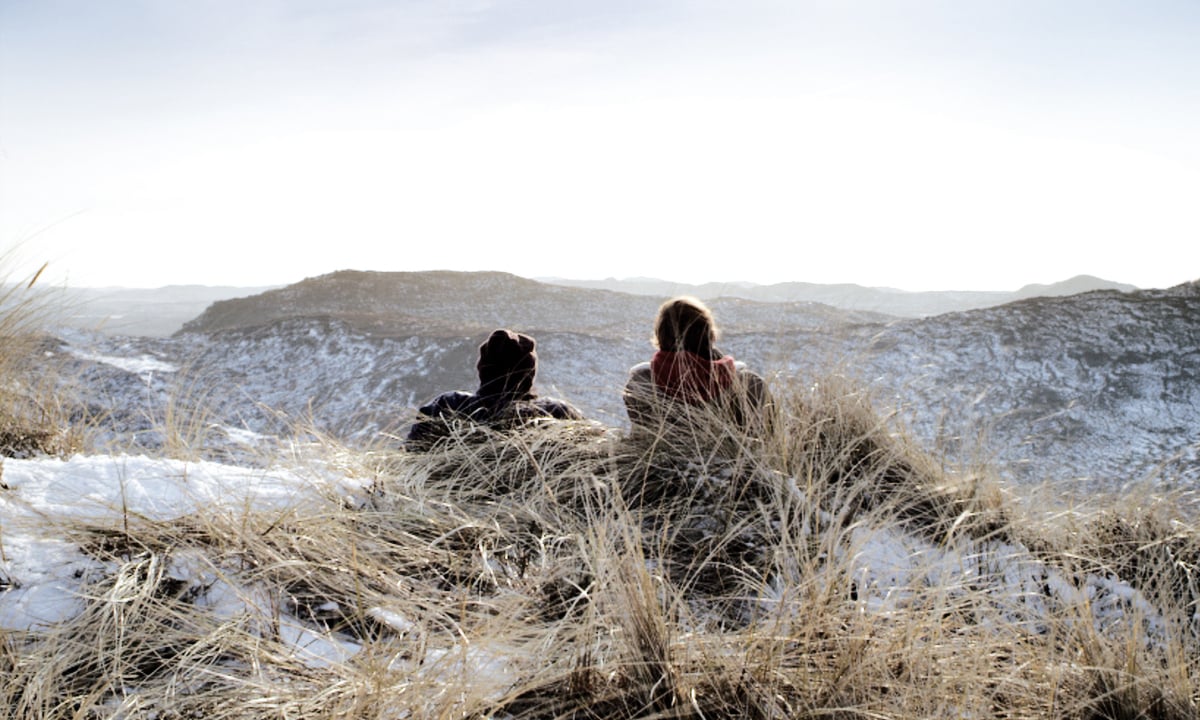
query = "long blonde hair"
(653, 296, 719, 358)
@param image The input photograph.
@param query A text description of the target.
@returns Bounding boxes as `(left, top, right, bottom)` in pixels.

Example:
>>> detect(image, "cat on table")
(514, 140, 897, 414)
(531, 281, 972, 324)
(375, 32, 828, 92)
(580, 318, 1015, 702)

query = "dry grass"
(0, 254, 86, 459)
(1, 373, 1197, 719)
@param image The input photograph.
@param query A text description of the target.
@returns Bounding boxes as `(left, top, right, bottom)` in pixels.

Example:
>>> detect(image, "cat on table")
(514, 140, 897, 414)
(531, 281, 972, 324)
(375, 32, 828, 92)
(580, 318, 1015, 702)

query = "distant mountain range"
(537, 274, 1138, 317)
(48, 270, 1198, 492)
(44, 273, 1139, 337)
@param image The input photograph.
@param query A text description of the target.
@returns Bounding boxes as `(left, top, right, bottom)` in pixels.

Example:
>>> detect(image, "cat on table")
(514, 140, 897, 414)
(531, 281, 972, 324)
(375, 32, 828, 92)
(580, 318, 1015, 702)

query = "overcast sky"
(2, 1, 1198, 291)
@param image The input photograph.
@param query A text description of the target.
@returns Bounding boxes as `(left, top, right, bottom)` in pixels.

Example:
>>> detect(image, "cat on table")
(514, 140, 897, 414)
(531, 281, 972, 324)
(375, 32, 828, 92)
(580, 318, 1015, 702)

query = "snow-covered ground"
(0, 455, 347, 641)
(1, 453, 1178, 671)
(0, 454, 492, 677)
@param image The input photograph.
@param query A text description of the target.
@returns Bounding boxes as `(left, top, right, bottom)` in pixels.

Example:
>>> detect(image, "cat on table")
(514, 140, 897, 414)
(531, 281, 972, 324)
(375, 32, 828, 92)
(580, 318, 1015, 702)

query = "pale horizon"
(12, 266, 1174, 296)
(3, 1, 1198, 293)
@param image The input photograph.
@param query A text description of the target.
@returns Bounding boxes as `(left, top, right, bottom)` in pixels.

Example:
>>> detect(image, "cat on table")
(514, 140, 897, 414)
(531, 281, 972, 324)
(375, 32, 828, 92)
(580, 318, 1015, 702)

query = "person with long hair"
(623, 296, 773, 439)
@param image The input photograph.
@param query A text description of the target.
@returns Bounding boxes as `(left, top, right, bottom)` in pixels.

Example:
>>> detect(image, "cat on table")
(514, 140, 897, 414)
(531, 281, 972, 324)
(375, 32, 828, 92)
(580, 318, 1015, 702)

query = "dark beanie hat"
(476, 329, 537, 397)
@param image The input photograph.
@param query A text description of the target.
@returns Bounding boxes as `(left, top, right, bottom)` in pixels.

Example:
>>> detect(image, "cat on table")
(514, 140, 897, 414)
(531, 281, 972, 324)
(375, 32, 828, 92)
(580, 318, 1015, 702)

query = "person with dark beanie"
(406, 328, 582, 449)
(623, 296, 773, 439)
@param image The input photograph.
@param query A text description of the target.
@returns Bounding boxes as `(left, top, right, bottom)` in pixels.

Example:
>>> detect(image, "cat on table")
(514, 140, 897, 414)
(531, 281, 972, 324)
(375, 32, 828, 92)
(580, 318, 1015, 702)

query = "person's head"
(476, 328, 537, 398)
(653, 296, 719, 358)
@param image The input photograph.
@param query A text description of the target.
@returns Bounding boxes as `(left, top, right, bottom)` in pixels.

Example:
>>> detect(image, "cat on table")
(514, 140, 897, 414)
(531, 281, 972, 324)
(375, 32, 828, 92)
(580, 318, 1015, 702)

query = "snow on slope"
(1, 457, 541, 696)
(0, 455, 354, 638)
(45, 276, 1200, 487)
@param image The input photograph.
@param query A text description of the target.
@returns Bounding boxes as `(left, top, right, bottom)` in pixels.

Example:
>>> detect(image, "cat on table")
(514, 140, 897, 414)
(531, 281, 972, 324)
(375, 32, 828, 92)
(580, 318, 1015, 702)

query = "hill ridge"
(178, 269, 889, 338)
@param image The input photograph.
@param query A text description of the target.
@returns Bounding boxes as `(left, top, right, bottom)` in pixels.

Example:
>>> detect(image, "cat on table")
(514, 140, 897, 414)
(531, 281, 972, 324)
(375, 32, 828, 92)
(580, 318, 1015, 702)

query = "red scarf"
(651, 351, 736, 404)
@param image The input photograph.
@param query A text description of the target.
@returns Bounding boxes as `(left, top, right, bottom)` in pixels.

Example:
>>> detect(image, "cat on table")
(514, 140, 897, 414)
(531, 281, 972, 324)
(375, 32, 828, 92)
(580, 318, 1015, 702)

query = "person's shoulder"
(407, 392, 475, 450)
(733, 364, 768, 391)
(731, 365, 773, 410)
(734, 363, 763, 380)
(627, 362, 652, 382)
(418, 391, 475, 417)
(532, 397, 584, 420)
(624, 363, 655, 401)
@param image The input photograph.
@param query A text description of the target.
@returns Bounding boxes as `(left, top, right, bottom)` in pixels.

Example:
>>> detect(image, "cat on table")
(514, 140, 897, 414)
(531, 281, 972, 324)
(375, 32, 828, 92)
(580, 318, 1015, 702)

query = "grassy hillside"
(2, 372, 1197, 719)
(3, 260, 1197, 717)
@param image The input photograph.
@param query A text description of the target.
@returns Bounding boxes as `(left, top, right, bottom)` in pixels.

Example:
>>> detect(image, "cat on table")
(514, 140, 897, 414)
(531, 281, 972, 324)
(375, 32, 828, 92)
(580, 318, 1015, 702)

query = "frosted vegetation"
(1, 265, 1198, 718)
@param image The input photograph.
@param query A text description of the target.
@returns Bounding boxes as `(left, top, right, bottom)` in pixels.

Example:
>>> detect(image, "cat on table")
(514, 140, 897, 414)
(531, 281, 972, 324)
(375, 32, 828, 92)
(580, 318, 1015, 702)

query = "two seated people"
(405, 296, 774, 451)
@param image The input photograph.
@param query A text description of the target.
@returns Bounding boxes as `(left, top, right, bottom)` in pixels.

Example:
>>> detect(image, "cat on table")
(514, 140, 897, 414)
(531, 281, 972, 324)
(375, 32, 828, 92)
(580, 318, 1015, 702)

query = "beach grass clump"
(0, 372, 1197, 718)
(0, 258, 87, 460)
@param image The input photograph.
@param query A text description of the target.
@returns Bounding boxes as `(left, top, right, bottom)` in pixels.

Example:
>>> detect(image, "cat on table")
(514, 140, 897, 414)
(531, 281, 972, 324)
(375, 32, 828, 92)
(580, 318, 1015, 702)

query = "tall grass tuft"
(0, 252, 81, 458)
(1, 368, 1197, 718)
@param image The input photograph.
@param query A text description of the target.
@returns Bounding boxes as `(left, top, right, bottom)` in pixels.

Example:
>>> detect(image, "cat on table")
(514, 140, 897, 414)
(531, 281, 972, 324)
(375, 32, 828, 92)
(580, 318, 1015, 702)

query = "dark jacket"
(406, 389, 582, 450)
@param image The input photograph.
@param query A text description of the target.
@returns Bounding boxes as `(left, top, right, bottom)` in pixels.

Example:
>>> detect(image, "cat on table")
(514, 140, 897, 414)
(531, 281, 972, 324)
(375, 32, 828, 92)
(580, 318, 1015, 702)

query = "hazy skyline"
(3, 1, 1198, 291)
